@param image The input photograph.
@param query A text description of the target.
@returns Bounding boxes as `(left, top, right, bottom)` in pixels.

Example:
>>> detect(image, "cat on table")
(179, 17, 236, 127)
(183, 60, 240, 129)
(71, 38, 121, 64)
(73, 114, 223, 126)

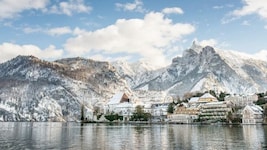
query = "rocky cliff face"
(113, 43, 267, 96)
(0, 56, 131, 121)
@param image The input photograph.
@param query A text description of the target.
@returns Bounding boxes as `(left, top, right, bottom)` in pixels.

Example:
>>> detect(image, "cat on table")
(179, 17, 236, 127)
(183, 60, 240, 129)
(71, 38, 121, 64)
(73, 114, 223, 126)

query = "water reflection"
(0, 123, 266, 149)
(242, 125, 267, 149)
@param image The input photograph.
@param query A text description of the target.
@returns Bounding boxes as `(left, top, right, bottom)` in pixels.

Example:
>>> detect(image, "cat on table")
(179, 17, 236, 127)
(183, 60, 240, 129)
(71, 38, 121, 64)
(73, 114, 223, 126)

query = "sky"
(1, 0, 267, 67)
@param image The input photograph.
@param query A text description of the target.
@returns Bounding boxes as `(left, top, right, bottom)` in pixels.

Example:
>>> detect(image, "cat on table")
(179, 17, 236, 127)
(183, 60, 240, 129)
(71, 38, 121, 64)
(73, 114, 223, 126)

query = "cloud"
(45, 0, 92, 16)
(221, 0, 267, 24)
(0, 0, 92, 20)
(241, 20, 250, 25)
(73, 27, 87, 35)
(232, 0, 267, 19)
(213, 6, 224, 9)
(213, 4, 234, 10)
(221, 15, 240, 24)
(0, 43, 63, 63)
(254, 49, 267, 61)
(23, 26, 72, 36)
(47, 26, 72, 36)
(23, 27, 43, 34)
(115, 0, 145, 13)
(64, 12, 195, 67)
(0, 0, 49, 20)
(162, 7, 184, 15)
(194, 39, 218, 47)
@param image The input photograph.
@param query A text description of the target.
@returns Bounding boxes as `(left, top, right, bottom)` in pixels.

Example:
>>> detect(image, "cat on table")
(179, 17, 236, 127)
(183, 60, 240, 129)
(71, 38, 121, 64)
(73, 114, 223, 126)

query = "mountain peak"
(190, 41, 204, 53)
(11, 55, 40, 63)
(201, 46, 216, 56)
(0, 55, 44, 71)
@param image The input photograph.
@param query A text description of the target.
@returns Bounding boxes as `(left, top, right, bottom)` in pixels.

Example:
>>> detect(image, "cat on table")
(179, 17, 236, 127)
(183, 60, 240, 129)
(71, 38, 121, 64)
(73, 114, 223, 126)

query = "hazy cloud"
(115, 0, 145, 13)
(44, 0, 92, 16)
(213, 4, 234, 10)
(23, 26, 72, 36)
(0, 0, 92, 20)
(47, 26, 72, 36)
(162, 7, 184, 15)
(213, 5, 224, 9)
(23, 27, 43, 34)
(241, 20, 250, 26)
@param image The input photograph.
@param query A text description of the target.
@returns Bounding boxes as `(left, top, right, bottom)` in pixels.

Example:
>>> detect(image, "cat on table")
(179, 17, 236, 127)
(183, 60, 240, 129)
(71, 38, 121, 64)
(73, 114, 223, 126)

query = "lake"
(0, 122, 266, 150)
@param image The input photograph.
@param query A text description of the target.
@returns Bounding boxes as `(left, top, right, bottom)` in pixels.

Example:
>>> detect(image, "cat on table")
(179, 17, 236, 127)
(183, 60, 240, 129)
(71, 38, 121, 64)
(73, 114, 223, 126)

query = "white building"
(104, 92, 134, 121)
(151, 102, 169, 116)
(168, 114, 198, 124)
(242, 105, 263, 124)
(225, 94, 258, 108)
(199, 101, 231, 121)
(168, 103, 199, 123)
(133, 90, 172, 104)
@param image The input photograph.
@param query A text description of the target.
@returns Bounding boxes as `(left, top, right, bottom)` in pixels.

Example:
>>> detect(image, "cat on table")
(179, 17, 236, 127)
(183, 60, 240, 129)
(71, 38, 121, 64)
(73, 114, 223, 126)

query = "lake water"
(0, 122, 266, 150)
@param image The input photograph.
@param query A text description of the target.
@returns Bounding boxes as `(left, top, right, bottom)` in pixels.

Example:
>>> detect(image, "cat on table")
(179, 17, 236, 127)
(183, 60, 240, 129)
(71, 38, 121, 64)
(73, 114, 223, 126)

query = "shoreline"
(80, 120, 267, 126)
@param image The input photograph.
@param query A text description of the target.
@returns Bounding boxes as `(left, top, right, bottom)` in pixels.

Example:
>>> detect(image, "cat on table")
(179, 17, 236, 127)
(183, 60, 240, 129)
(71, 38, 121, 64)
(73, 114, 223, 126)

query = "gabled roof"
(189, 97, 199, 103)
(107, 92, 130, 105)
(243, 105, 263, 115)
(107, 92, 124, 105)
(200, 93, 216, 99)
(120, 93, 130, 103)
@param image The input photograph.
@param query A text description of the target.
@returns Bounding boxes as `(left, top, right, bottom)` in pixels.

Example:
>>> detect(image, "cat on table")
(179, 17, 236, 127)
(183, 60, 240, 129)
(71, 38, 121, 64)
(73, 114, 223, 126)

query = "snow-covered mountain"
(0, 56, 131, 121)
(111, 60, 165, 90)
(1, 43, 267, 121)
(127, 42, 267, 96)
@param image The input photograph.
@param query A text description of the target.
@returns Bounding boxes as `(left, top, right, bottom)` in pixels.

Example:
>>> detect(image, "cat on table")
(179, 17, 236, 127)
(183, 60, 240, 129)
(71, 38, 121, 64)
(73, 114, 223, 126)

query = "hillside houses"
(168, 103, 199, 123)
(225, 94, 258, 108)
(169, 93, 222, 123)
(168, 93, 264, 124)
(103, 91, 172, 122)
(99, 91, 264, 124)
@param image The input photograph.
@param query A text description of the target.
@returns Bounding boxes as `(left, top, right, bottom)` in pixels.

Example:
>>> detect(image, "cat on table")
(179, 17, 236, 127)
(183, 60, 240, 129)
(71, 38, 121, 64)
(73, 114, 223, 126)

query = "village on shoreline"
(81, 90, 267, 125)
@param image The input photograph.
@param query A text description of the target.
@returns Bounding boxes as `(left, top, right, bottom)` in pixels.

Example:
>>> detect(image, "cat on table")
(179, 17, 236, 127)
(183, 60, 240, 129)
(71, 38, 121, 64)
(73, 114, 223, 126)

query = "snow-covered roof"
(200, 93, 216, 99)
(107, 92, 124, 105)
(205, 101, 226, 105)
(189, 97, 199, 103)
(250, 105, 263, 112)
(181, 102, 189, 108)
(243, 105, 263, 115)
(144, 103, 152, 108)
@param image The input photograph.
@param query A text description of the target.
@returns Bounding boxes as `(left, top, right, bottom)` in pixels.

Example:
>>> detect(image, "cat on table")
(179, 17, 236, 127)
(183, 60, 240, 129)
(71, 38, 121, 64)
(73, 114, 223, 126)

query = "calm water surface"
(0, 122, 266, 150)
